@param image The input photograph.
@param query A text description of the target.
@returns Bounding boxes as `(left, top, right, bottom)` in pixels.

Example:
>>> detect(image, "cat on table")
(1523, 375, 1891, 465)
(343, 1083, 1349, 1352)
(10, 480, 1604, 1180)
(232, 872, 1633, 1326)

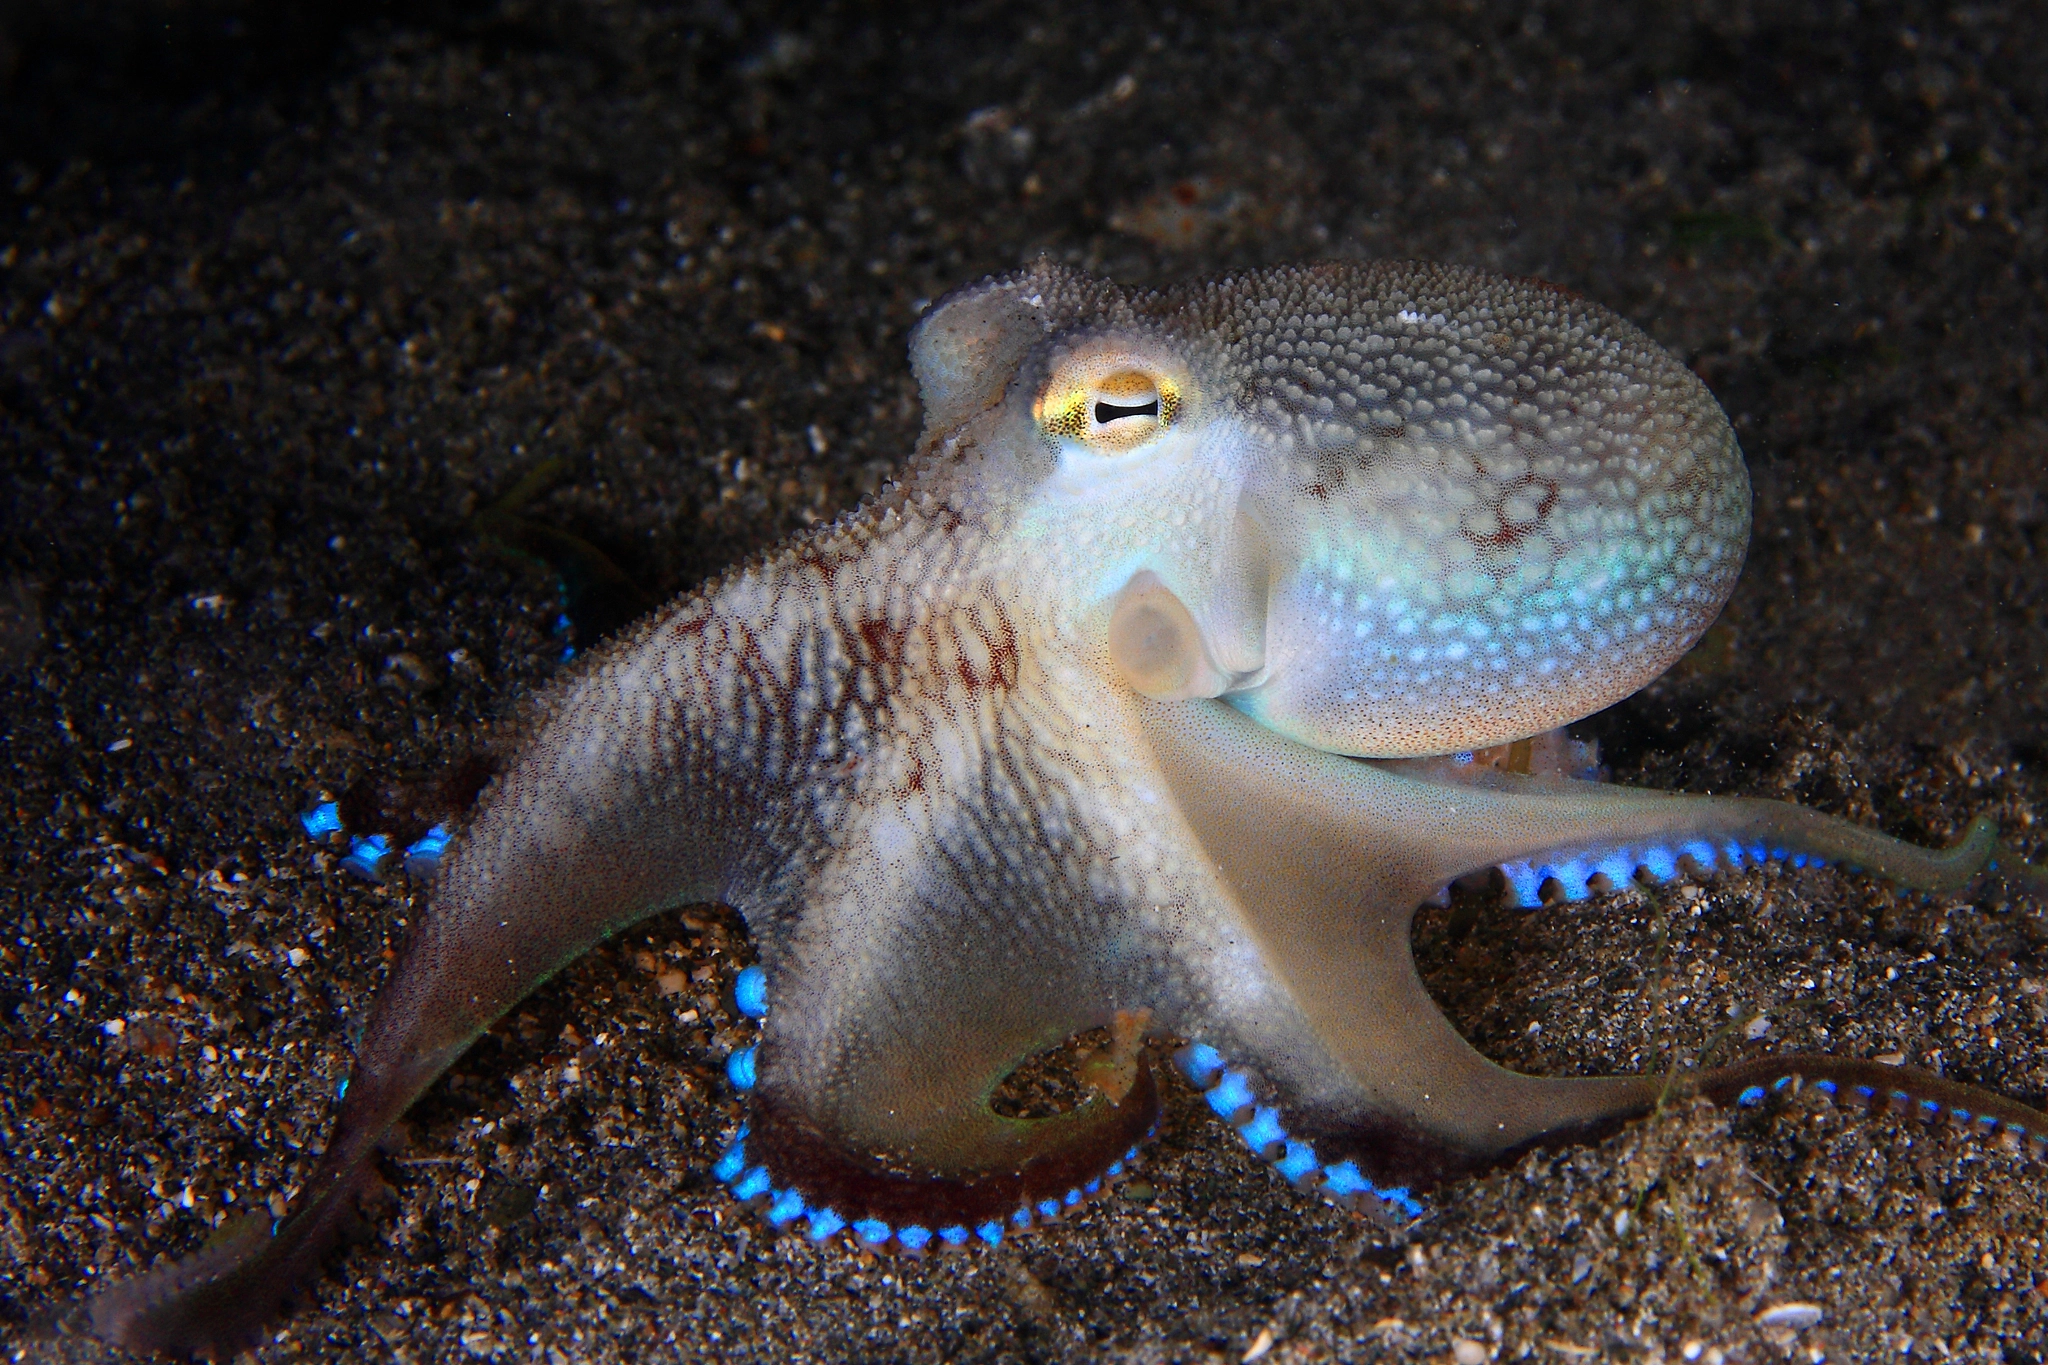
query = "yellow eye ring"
(1034, 359, 1184, 454)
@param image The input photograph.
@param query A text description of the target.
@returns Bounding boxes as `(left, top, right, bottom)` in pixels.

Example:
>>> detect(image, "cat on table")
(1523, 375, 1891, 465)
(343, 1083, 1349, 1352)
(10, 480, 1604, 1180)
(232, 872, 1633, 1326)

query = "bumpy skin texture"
(1188, 269, 1751, 755)
(84, 261, 2048, 1358)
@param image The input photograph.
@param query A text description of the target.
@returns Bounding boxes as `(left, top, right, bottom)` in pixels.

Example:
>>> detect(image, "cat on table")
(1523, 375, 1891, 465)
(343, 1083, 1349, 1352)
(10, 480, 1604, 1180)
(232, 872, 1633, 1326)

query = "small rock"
(1004, 1263, 1060, 1323)
(125, 1018, 179, 1059)
(1739, 1195, 1782, 1240)
(1452, 1339, 1489, 1364)
(381, 651, 442, 690)
(1754, 1301, 1824, 1330)
(483, 1178, 537, 1230)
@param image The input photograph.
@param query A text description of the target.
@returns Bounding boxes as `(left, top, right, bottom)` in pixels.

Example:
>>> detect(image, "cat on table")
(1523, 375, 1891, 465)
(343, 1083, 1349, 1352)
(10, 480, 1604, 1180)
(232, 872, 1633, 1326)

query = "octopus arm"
(729, 823, 1161, 1249)
(1138, 697, 2044, 1195)
(89, 620, 751, 1359)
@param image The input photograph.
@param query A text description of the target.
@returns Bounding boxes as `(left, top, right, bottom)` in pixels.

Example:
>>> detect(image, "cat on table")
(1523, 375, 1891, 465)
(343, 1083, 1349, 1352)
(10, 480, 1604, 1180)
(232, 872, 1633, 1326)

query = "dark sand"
(5, 2, 2047, 1360)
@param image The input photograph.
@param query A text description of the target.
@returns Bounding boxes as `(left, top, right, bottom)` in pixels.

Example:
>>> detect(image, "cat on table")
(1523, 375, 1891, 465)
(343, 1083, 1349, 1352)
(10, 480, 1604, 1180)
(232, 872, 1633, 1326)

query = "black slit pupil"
(1095, 398, 1159, 424)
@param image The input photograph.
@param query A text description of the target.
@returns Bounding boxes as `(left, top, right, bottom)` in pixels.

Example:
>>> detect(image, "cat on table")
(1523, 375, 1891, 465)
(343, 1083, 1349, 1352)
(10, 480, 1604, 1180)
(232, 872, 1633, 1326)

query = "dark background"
(4, 2, 2046, 1360)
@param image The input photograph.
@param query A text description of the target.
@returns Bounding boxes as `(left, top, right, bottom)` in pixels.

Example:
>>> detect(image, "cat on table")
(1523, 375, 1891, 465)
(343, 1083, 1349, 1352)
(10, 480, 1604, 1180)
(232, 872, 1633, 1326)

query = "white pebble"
(1755, 1302, 1824, 1330)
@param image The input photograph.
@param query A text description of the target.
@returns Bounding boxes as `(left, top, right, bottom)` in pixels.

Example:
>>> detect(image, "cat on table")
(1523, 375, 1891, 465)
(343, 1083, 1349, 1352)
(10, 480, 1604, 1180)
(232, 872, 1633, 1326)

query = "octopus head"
(910, 259, 1752, 758)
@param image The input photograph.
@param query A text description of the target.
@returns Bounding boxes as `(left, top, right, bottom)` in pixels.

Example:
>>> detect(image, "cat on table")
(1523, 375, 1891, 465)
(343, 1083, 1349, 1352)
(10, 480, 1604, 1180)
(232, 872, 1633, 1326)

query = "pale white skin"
(89, 260, 2036, 1358)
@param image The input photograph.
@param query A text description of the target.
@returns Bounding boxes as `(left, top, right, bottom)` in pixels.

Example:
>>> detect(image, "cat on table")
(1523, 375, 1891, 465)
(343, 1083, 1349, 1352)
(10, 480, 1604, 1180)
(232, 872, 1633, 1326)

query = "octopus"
(83, 260, 2047, 1358)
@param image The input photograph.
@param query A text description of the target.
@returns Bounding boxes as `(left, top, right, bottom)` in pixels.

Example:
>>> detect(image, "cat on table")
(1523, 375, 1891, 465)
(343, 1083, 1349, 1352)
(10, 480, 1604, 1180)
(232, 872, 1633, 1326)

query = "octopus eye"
(1035, 362, 1183, 455)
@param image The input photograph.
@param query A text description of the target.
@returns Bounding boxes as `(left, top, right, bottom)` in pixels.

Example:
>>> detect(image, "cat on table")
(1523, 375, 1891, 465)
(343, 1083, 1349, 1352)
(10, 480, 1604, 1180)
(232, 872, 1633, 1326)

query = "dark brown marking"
(793, 548, 845, 583)
(857, 615, 909, 671)
(1462, 473, 1561, 552)
(956, 603, 1022, 697)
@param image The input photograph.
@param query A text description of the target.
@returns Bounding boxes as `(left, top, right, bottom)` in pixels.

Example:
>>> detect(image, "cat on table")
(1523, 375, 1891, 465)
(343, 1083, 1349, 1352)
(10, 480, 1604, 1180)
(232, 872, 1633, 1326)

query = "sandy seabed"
(4, 2, 2048, 1360)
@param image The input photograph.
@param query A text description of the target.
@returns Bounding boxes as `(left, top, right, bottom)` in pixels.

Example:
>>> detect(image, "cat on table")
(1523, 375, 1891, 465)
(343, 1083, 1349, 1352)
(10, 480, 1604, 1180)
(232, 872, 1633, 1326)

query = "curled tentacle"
(723, 1075, 1156, 1251)
(711, 961, 1159, 1251)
